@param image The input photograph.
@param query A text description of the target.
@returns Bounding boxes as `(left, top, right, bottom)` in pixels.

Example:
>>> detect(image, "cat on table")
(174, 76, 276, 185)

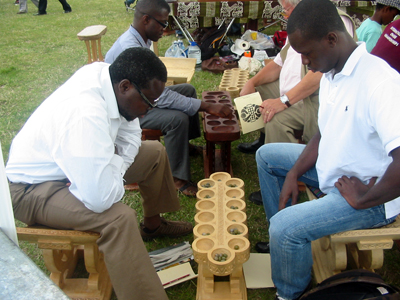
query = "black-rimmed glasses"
(131, 82, 157, 109)
(147, 14, 169, 28)
(137, 8, 169, 28)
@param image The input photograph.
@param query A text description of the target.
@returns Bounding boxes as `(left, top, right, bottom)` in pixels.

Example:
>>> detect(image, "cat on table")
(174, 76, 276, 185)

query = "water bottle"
(187, 41, 202, 65)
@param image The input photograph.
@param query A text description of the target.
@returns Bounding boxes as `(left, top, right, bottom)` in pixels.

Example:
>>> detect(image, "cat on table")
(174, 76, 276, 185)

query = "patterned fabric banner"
(168, 0, 375, 28)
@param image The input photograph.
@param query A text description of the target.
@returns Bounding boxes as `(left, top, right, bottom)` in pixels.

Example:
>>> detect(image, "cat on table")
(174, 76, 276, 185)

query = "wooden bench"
(306, 187, 400, 283)
(17, 225, 112, 300)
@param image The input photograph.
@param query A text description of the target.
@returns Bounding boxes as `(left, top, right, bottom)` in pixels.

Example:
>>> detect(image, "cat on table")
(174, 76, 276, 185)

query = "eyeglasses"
(137, 8, 169, 28)
(147, 14, 169, 28)
(131, 82, 157, 109)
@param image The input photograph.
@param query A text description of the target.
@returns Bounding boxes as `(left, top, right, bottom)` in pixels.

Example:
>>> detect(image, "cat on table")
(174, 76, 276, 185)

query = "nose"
(301, 54, 310, 66)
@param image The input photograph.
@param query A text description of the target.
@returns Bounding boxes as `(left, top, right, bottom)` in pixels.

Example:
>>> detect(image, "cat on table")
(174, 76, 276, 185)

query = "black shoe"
(255, 241, 270, 253)
(237, 132, 265, 154)
(63, 10, 71, 13)
(249, 190, 262, 205)
(33, 12, 46, 15)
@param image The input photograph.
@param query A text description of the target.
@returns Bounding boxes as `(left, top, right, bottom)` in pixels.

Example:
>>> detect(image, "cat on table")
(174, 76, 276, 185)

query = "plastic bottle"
(187, 41, 202, 65)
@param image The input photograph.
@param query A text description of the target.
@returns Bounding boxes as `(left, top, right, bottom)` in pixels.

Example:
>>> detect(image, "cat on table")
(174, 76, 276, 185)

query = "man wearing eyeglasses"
(6, 48, 191, 300)
(105, 0, 234, 197)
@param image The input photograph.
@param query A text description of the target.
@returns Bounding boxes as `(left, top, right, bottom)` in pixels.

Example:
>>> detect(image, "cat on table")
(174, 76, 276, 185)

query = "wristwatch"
(280, 94, 291, 108)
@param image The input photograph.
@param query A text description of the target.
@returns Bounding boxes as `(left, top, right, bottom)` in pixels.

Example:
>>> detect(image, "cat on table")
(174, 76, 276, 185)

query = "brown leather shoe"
(140, 217, 193, 241)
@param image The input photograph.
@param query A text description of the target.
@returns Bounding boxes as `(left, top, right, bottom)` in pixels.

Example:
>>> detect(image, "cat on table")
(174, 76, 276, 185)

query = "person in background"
(17, 0, 38, 14)
(105, 0, 233, 197)
(6, 47, 193, 300)
(256, 0, 400, 299)
(34, 0, 72, 15)
(371, 18, 400, 72)
(356, 0, 400, 52)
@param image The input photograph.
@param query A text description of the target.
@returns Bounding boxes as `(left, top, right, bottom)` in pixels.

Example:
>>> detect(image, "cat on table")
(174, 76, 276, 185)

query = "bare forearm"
(247, 61, 281, 88)
(287, 131, 320, 180)
(354, 147, 400, 209)
(285, 71, 322, 105)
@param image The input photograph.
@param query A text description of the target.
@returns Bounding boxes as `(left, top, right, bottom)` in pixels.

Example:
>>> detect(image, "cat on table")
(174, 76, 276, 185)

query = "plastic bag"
(165, 40, 187, 58)
(238, 57, 262, 76)
(241, 30, 275, 50)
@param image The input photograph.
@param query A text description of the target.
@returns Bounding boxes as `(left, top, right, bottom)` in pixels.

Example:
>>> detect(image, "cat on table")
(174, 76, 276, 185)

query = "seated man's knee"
(269, 213, 295, 244)
(168, 110, 189, 128)
(256, 144, 283, 165)
(104, 203, 139, 231)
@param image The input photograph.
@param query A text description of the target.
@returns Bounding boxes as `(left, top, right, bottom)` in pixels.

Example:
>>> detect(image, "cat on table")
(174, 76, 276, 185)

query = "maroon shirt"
(371, 19, 400, 73)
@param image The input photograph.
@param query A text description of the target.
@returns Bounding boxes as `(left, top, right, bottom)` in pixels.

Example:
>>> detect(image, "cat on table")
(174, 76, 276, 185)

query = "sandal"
(140, 217, 193, 241)
(176, 180, 197, 197)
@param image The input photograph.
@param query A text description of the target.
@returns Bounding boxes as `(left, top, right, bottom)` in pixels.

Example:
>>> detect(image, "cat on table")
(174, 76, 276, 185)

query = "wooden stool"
(17, 226, 112, 300)
(306, 188, 400, 283)
(141, 129, 163, 141)
(77, 25, 107, 64)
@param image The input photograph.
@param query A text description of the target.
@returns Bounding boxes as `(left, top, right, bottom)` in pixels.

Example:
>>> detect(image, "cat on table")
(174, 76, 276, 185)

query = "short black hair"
(109, 47, 167, 89)
(376, 3, 385, 11)
(136, 0, 170, 16)
(287, 0, 346, 41)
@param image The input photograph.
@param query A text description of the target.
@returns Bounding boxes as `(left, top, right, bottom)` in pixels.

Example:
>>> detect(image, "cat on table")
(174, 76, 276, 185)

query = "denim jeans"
(256, 143, 396, 300)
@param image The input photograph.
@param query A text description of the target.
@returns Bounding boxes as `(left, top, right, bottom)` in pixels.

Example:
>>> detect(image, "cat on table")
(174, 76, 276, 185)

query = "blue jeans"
(256, 143, 396, 300)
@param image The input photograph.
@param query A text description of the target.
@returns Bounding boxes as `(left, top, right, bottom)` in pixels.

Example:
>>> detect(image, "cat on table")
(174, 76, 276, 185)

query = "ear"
(326, 32, 338, 47)
(142, 14, 151, 25)
(118, 79, 132, 94)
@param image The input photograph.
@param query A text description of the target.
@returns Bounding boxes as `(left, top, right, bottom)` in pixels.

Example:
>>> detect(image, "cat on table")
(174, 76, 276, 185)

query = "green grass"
(1, 1, 399, 299)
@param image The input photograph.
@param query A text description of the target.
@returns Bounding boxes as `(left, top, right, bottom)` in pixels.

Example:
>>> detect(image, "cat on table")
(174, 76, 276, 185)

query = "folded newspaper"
(149, 241, 193, 271)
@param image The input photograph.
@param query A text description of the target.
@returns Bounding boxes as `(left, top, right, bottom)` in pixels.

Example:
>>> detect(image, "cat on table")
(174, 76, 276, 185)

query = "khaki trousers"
(9, 141, 179, 300)
(256, 80, 319, 144)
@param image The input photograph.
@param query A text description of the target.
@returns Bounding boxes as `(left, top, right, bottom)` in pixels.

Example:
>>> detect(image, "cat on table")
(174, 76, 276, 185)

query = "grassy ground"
(1, 0, 399, 299)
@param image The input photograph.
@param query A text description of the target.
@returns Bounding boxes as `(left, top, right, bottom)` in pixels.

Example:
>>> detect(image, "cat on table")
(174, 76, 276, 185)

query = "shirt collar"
(129, 25, 152, 49)
(324, 42, 366, 81)
(100, 64, 120, 119)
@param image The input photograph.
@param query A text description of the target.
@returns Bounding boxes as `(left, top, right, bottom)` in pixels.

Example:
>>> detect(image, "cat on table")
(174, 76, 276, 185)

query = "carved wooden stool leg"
(42, 247, 79, 288)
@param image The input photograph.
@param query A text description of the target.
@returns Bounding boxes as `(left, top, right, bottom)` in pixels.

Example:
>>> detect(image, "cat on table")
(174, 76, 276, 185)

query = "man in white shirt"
(237, 0, 357, 212)
(255, 1, 400, 299)
(6, 47, 192, 300)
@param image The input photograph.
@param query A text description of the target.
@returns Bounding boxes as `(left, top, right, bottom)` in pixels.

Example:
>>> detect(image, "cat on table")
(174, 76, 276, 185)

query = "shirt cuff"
(190, 98, 202, 116)
(110, 154, 124, 175)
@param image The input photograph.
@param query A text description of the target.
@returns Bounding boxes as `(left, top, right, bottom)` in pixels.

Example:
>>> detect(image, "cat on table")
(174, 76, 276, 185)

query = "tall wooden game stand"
(193, 172, 250, 300)
(202, 92, 240, 177)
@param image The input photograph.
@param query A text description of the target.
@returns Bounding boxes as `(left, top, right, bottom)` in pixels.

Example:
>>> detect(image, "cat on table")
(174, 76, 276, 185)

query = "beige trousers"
(256, 80, 319, 144)
(9, 141, 179, 300)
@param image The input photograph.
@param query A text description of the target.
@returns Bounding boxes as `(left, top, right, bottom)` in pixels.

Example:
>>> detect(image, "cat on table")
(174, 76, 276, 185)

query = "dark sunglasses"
(131, 82, 157, 109)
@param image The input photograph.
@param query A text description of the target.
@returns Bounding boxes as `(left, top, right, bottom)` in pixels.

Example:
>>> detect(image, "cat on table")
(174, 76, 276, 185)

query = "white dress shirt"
(317, 43, 400, 219)
(6, 62, 142, 213)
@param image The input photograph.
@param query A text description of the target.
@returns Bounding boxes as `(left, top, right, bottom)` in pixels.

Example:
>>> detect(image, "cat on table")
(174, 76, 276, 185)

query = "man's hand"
(335, 176, 377, 209)
(260, 98, 287, 123)
(278, 172, 300, 211)
(205, 103, 234, 119)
